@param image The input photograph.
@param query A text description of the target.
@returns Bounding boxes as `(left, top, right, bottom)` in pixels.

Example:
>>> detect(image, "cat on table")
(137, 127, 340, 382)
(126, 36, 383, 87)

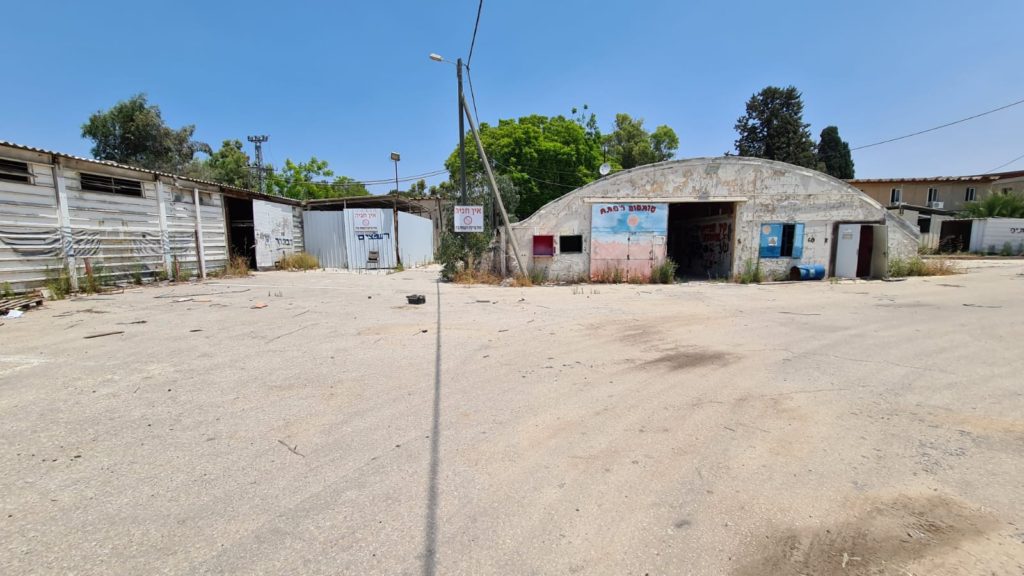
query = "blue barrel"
(789, 264, 826, 281)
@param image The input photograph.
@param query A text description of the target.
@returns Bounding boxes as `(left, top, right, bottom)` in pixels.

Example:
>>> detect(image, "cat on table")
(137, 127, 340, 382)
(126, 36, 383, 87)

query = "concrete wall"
(509, 157, 919, 280)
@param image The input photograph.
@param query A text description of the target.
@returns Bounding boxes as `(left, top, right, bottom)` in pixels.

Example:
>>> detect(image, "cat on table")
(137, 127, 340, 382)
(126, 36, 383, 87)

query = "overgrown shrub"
(651, 261, 678, 284)
(451, 269, 501, 284)
(277, 252, 319, 270)
(130, 264, 144, 285)
(887, 257, 961, 277)
(437, 231, 490, 281)
(735, 259, 763, 284)
(1000, 241, 1014, 256)
(591, 266, 625, 284)
(1, 282, 13, 298)
(79, 261, 109, 294)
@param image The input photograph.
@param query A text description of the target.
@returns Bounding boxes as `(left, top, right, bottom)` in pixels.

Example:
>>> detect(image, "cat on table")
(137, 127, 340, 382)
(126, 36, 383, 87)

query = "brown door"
(856, 226, 874, 277)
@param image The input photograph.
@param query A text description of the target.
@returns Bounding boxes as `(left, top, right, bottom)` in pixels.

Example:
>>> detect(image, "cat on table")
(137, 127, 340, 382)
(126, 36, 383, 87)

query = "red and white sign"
(352, 210, 381, 234)
(454, 205, 484, 233)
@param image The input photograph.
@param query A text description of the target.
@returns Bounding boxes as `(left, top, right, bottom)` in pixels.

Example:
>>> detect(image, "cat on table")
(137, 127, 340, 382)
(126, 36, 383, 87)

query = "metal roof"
(0, 139, 301, 205)
(847, 170, 1024, 184)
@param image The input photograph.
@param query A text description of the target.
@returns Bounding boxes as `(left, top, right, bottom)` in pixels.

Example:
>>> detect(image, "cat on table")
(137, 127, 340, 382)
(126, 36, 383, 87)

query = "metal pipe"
(461, 96, 526, 276)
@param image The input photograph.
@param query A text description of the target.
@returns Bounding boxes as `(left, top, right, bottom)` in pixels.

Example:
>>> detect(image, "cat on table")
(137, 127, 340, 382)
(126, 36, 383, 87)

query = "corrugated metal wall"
(303, 211, 347, 268)
(345, 209, 397, 269)
(0, 163, 62, 287)
(397, 211, 434, 267)
(0, 147, 302, 291)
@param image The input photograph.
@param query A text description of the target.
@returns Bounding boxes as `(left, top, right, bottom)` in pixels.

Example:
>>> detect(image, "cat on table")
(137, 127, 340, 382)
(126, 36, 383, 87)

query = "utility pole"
(457, 58, 467, 205)
(247, 135, 269, 194)
(461, 96, 526, 276)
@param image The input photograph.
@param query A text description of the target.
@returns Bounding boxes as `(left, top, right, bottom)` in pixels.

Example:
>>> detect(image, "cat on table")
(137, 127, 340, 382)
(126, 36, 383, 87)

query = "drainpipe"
(193, 187, 207, 278)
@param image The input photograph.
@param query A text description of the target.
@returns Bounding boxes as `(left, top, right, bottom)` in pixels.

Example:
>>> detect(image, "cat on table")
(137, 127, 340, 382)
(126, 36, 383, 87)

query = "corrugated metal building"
(0, 140, 304, 291)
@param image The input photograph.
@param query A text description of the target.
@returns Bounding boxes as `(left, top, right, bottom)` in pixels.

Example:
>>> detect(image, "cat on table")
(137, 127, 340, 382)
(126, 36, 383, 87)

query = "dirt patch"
(733, 493, 1020, 575)
(642, 346, 735, 371)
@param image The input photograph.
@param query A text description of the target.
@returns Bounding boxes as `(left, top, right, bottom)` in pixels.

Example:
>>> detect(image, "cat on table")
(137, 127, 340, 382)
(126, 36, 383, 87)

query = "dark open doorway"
(856, 225, 874, 277)
(224, 197, 257, 269)
(666, 202, 736, 279)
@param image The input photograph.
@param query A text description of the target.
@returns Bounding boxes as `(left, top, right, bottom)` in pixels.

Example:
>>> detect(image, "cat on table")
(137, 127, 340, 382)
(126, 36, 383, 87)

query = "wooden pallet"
(0, 293, 44, 315)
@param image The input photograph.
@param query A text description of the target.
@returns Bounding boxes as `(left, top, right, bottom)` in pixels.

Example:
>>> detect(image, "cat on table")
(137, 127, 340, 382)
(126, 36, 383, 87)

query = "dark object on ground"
(407, 294, 426, 305)
(84, 331, 124, 339)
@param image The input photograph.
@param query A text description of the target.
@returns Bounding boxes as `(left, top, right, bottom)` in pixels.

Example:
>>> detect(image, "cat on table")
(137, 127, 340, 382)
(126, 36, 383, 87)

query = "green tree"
(816, 126, 855, 179)
(734, 86, 817, 168)
(445, 114, 602, 219)
(81, 93, 211, 172)
(436, 173, 520, 279)
(960, 192, 1024, 218)
(266, 157, 369, 200)
(603, 113, 679, 170)
(206, 139, 252, 187)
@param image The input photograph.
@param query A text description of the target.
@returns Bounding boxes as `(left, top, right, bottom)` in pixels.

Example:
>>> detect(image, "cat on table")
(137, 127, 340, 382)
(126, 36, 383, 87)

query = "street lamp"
(428, 52, 468, 205)
(390, 152, 400, 195)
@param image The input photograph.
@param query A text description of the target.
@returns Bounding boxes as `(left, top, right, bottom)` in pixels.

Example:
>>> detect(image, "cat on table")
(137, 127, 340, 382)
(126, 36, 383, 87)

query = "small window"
(559, 235, 583, 253)
(965, 187, 976, 202)
(533, 235, 554, 257)
(1002, 187, 1012, 195)
(0, 158, 32, 183)
(779, 224, 796, 257)
(927, 188, 939, 203)
(918, 216, 932, 234)
(80, 172, 143, 196)
(890, 188, 902, 204)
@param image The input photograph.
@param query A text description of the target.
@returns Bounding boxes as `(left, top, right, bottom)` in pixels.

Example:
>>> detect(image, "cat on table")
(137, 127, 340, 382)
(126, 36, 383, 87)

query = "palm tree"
(960, 192, 1024, 218)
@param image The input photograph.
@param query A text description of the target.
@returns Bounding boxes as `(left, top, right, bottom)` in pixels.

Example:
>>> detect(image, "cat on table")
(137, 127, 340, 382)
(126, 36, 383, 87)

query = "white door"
(834, 224, 860, 278)
(871, 225, 888, 279)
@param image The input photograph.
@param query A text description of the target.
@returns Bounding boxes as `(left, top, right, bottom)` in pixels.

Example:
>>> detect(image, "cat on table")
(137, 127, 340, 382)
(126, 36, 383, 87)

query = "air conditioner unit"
(929, 201, 945, 209)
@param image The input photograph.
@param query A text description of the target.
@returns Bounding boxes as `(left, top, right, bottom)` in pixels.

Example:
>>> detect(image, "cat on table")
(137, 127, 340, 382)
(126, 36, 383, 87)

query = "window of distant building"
(965, 187, 976, 202)
(927, 188, 939, 203)
(890, 188, 902, 204)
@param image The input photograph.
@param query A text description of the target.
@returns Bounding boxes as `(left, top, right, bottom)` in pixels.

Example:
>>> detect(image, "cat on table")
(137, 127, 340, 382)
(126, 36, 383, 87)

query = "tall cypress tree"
(733, 86, 817, 169)
(816, 126, 855, 179)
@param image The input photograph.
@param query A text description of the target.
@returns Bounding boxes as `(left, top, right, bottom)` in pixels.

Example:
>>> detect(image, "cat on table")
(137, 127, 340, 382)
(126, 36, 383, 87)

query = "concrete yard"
(2, 263, 1023, 575)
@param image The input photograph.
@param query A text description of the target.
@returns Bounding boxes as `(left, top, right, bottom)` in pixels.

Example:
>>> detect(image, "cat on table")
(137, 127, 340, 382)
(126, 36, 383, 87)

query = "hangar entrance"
(666, 202, 736, 279)
(224, 197, 257, 269)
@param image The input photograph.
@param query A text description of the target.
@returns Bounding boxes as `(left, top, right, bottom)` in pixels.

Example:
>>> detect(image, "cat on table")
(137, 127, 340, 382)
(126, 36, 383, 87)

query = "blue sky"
(3, 0, 1022, 192)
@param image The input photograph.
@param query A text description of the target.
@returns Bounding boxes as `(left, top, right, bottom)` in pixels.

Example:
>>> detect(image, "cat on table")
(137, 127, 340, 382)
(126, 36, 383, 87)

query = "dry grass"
(888, 257, 962, 277)
(224, 254, 252, 277)
(277, 252, 320, 271)
(451, 269, 502, 285)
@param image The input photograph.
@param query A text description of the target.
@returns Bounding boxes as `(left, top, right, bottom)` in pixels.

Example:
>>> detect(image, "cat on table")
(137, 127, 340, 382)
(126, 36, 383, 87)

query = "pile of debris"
(0, 292, 44, 319)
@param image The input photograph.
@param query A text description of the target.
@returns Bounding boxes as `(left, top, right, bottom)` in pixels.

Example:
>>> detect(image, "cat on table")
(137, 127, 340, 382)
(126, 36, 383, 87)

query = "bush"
(735, 259, 763, 284)
(651, 260, 677, 284)
(277, 252, 319, 270)
(1, 282, 13, 298)
(79, 261, 109, 294)
(591, 266, 625, 284)
(887, 257, 961, 277)
(1000, 241, 1014, 256)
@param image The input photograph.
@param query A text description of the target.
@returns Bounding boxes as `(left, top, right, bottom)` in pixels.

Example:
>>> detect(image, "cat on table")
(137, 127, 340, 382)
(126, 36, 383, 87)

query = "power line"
(490, 159, 580, 189)
(273, 168, 449, 189)
(467, 0, 483, 66)
(852, 96, 1024, 151)
(985, 152, 1024, 174)
(465, 65, 482, 128)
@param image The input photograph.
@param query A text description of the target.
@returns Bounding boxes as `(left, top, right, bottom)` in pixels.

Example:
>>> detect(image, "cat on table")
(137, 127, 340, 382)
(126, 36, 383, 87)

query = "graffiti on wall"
(253, 200, 295, 268)
(698, 220, 732, 275)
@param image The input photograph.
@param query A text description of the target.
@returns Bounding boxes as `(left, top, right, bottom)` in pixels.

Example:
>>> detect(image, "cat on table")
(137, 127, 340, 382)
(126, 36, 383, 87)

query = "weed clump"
(888, 257, 961, 277)
(735, 259, 764, 284)
(277, 252, 319, 271)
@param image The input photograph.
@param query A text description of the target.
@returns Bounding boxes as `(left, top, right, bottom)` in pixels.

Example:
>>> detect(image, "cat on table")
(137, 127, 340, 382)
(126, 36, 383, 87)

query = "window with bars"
(0, 158, 32, 183)
(80, 172, 143, 196)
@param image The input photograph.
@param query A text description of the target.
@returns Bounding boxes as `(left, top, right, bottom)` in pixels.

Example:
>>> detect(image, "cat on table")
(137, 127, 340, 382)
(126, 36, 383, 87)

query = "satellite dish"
(599, 163, 611, 176)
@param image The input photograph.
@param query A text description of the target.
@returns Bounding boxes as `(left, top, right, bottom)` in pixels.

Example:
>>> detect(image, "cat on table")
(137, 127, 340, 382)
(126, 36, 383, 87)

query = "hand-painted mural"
(590, 203, 668, 281)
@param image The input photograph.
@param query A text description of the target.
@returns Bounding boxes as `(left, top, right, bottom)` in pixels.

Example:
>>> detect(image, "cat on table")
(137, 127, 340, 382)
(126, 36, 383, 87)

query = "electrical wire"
(985, 152, 1024, 174)
(467, 0, 483, 66)
(274, 168, 449, 189)
(490, 159, 580, 189)
(852, 97, 1024, 151)
(465, 65, 482, 128)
